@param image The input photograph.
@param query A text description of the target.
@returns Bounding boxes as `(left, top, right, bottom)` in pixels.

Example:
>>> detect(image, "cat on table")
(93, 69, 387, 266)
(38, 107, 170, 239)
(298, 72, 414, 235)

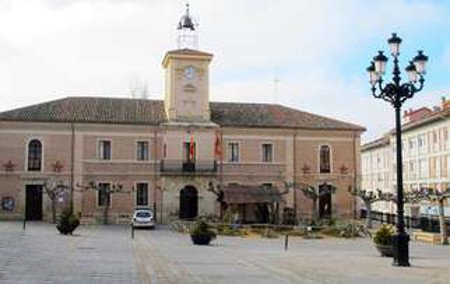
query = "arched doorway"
(179, 185, 198, 220)
(318, 183, 332, 219)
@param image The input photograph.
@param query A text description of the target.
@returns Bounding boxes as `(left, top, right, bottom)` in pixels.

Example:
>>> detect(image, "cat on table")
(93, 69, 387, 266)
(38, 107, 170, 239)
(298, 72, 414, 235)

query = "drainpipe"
(70, 122, 75, 214)
(352, 133, 358, 220)
(153, 126, 158, 222)
(293, 132, 298, 221)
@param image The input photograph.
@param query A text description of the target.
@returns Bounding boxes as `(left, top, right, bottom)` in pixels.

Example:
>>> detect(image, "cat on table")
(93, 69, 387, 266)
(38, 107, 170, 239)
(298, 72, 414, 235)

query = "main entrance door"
(318, 184, 332, 219)
(25, 185, 43, 221)
(179, 185, 198, 220)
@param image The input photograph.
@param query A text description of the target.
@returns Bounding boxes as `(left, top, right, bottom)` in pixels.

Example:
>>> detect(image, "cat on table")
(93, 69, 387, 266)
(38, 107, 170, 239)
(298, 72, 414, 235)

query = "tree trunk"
(103, 193, 109, 225)
(312, 197, 318, 222)
(438, 199, 448, 245)
(51, 199, 57, 224)
(366, 202, 372, 229)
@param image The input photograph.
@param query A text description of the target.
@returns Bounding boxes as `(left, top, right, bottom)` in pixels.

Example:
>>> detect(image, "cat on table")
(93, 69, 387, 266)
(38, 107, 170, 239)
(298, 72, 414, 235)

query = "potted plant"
(373, 224, 394, 257)
(56, 208, 80, 235)
(190, 220, 216, 245)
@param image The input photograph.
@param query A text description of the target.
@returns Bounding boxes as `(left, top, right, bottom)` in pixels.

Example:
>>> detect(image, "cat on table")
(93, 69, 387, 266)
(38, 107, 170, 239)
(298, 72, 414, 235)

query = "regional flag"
(189, 132, 195, 161)
(214, 131, 222, 159)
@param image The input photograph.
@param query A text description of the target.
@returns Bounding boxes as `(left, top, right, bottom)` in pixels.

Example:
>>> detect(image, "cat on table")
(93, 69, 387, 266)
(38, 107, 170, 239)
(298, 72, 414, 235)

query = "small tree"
(78, 182, 131, 225)
(347, 187, 393, 229)
(43, 178, 70, 223)
(405, 187, 449, 245)
(285, 181, 336, 222)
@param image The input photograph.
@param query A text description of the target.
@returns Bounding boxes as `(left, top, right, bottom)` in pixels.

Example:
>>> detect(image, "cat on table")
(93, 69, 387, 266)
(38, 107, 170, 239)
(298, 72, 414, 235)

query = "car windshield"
(136, 211, 152, 218)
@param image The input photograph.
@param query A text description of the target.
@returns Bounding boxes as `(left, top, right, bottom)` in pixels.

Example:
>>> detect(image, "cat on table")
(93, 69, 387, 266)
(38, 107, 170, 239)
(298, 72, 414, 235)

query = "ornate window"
(319, 145, 331, 173)
(27, 139, 42, 171)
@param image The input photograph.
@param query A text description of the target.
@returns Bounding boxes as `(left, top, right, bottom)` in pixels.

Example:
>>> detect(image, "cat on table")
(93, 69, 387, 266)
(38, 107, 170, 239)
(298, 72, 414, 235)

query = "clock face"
(184, 66, 196, 80)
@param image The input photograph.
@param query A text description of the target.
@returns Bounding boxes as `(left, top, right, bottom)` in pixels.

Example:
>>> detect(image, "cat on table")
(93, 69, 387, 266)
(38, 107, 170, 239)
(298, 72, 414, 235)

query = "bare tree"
(43, 178, 70, 224)
(129, 75, 149, 99)
(284, 181, 336, 221)
(347, 187, 394, 229)
(77, 182, 132, 225)
(405, 187, 449, 245)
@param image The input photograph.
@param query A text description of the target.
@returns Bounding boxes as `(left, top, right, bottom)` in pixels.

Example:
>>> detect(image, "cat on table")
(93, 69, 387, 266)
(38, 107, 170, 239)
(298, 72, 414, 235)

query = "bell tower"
(162, 4, 213, 123)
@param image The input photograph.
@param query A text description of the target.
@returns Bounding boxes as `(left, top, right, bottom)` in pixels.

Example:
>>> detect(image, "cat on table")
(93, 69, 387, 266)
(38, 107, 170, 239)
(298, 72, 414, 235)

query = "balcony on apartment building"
(159, 159, 218, 175)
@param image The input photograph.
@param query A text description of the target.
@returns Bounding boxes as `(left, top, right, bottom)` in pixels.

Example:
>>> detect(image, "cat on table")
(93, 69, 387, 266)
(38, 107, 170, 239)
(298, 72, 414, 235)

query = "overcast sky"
(1, 0, 449, 142)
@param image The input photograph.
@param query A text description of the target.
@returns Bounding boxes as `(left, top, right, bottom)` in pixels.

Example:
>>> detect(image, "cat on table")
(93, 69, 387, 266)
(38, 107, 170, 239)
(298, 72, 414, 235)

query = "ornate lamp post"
(367, 33, 428, 267)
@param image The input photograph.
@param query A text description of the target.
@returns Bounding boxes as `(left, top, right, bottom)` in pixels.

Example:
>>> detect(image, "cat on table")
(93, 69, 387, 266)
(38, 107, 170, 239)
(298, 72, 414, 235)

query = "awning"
(222, 185, 282, 204)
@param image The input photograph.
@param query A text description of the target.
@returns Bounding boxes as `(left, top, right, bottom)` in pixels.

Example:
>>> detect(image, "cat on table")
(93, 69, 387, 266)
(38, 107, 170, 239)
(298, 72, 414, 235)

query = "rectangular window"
(98, 140, 111, 160)
(261, 143, 273, 163)
(136, 183, 149, 206)
(228, 142, 240, 163)
(136, 141, 149, 161)
(97, 183, 111, 207)
(419, 158, 428, 179)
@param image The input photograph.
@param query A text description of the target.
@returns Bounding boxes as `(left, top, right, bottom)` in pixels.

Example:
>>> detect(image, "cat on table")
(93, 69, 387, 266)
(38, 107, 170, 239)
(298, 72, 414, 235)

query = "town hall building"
(0, 6, 365, 224)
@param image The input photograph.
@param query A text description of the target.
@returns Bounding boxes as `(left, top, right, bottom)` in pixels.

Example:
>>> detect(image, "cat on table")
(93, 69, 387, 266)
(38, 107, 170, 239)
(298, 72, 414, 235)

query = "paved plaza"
(0, 222, 449, 283)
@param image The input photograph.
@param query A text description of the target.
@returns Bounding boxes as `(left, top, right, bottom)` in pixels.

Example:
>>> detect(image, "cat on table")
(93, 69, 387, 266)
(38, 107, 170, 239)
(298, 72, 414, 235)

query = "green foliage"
(302, 233, 323, 240)
(56, 208, 80, 235)
(260, 228, 278, 239)
(215, 224, 246, 236)
(321, 227, 341, 237)
(373, 224, 394, 246)
(190, 220, 217, 239)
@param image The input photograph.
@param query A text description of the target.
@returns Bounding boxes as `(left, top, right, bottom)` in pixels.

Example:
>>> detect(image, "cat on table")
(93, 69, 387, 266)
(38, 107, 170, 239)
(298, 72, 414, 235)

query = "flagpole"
(219, 130, 224, 220)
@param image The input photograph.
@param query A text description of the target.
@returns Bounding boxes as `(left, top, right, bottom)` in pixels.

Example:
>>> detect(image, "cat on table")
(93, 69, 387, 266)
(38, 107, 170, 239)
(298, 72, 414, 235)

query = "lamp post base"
(392, 232, 411, 267)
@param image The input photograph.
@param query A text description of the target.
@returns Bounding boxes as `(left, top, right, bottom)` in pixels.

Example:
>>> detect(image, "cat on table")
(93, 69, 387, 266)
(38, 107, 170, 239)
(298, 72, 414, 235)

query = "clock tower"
(162, 5, 213, 123)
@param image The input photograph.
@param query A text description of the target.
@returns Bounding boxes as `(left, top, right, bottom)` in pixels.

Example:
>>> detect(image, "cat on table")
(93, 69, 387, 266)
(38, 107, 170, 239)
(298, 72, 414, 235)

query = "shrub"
(302, 233, 323, 240)
(373, 224, 395, 246)
(260, 228, 278, 239)
(56, 209, 80, 235)
(190, 220, 216, 240)
(216, 224, 245, 236)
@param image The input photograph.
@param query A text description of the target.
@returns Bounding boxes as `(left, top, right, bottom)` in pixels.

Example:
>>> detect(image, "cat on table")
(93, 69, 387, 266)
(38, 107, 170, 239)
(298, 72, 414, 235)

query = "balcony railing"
(160, 160, 217, 174)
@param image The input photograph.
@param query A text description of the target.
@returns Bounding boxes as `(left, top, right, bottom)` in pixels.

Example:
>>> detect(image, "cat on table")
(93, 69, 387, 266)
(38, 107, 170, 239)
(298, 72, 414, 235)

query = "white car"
(132, 209, 155, 229)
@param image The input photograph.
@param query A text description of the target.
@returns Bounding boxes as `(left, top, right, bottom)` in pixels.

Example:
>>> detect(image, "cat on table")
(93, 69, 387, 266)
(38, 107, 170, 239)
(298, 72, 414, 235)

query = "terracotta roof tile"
(0, 97, 365, 131)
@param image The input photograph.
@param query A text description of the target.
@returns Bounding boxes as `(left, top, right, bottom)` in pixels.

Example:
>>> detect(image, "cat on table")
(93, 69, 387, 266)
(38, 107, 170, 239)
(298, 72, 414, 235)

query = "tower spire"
(177, 3, 198, 49)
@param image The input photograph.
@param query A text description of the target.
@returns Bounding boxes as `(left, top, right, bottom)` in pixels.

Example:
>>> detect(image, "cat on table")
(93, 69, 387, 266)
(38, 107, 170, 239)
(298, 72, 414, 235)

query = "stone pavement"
(0, 222, 139, 283)
(134, 228, 450, 284)
(1, 222, 450, 283)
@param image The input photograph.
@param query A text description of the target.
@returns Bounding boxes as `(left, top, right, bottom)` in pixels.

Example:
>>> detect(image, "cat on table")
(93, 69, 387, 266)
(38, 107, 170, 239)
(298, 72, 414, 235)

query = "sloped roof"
(0, 97, 365, 131)
(165, 48, 213, 57)
(222, 185, 283, 204)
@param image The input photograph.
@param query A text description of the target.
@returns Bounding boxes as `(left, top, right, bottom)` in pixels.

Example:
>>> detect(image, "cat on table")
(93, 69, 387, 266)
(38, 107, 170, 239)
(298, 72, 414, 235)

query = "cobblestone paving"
(0, 222, 139, 283)
(134, 228, 450, 284)
(1, 222, 450, 283)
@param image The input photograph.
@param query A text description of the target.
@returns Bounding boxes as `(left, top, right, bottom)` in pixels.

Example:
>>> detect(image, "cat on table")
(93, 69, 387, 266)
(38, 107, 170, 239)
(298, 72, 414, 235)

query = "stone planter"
(375, 244, 394, 257)
(191, 234, 213, 245)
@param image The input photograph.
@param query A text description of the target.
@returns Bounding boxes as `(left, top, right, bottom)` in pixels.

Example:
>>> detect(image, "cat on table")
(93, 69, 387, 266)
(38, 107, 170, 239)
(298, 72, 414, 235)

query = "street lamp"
(367, 33, 428, 267)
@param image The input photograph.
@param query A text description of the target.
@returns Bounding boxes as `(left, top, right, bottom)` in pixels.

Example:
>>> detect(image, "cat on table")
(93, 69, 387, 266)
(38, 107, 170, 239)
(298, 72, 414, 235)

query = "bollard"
(23, 219, 26, 230)
(131, 224, 134, 239)
(284, 234, 289, 251)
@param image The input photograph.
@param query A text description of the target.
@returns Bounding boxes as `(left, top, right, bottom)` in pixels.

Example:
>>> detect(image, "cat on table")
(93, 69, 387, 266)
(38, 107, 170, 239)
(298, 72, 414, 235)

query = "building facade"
(361, 97, 450, 216)
(0, 7, 364, 224)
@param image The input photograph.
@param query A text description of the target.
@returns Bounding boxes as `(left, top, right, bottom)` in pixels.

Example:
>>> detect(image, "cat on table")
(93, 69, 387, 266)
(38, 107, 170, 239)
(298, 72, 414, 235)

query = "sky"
(1, 0, 450, 142)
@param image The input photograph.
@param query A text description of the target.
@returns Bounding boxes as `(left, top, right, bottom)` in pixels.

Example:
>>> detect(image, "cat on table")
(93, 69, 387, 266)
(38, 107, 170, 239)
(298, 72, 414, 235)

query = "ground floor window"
(97, 183, 111, 207)
(136, 183, 149, 206)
